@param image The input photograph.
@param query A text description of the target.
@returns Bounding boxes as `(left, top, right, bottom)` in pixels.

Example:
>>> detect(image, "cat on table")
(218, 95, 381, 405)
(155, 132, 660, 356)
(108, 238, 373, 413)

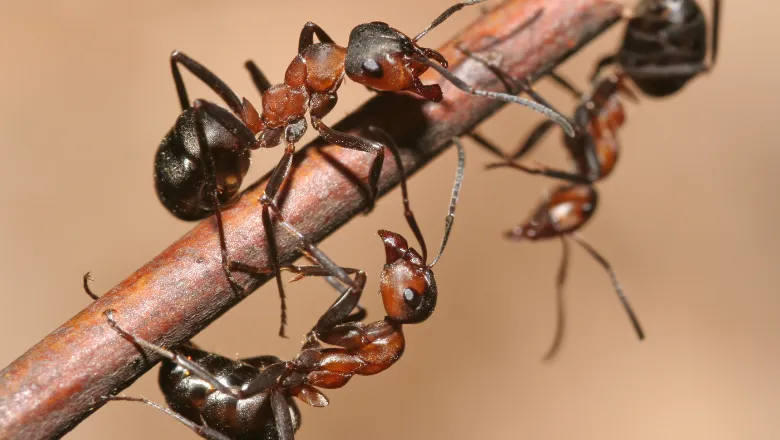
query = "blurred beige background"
(1, 1, 778, 439)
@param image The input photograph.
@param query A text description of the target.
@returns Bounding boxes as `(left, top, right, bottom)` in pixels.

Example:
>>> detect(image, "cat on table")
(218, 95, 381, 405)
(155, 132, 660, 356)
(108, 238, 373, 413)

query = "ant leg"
(485, 160, 593, 184)
(710, 0, 720, 69)
(570, 233, 645, 341)
(547, 71, 584, 99)
(103, 309, 244, 399)
(310, 116, 385, 211)
(474, 119, 556, 163)
(262, 203, 289, 337)
(542, 237, 571, 362)
(271, 391, 296, 440)
(192, 99, 259, 148)
(309, 268, 368, 338)
(258, 147, 367, 334)
(230, 262, 369, 324)
(299, 22, 335, 51)
(244, 60, 273, 95)
(468, 131, 509, 159)
(235, 257, 369, 346)
(192, 101, 251, 295)
(508, 119, 557, 160)
(621, 63, 709, 79)
(413, 55, 576, 136)
(590, 53, 618, 82)
(237, 242, 370, 344)
(170, 50, 244, 115)
(480, 121, 592, 185)
(102, 396, 232, 440)
(83, 272, 99, 300)
(365, 126, 428, 261)
(413, 0, 488, 42)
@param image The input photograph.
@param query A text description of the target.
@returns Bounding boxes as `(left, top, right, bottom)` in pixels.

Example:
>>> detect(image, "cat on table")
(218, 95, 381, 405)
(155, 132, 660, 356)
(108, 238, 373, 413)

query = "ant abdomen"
(620, 0, 708, 96)
(154, 109, 250, 220)
(159, 343, 301, 440)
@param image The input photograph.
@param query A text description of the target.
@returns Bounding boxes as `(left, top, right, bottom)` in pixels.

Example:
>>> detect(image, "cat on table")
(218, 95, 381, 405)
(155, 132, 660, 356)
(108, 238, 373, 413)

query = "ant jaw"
(378, 230, 426, 266)
(378, 230, 409, 263)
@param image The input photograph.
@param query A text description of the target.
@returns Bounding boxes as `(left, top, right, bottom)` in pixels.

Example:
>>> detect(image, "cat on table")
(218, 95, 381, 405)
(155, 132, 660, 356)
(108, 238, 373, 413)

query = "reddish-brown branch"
(0, 1, 620, 438)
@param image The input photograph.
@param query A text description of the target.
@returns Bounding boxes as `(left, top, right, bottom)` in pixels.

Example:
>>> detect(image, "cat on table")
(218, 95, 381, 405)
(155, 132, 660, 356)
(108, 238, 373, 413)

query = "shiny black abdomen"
(619, 1, 707, 97)
(159, 344, 301, 440)
(154, 109, 250, 221)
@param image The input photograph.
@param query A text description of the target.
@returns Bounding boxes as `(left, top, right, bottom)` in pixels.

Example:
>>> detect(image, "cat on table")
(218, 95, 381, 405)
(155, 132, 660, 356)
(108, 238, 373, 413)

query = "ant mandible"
(155, 0, 573, 337)
(96, 133, 466, 439)
(591, 0, 721, 97)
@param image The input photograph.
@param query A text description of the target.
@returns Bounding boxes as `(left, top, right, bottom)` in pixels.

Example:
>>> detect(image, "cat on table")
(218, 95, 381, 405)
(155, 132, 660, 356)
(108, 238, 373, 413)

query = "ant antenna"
(414, 56, 576, 137)
(543, 238, 571, 361)
(570, 233, 645, 341)
(430, 137, 465, 268)
(366, 126, 428, 262)
(413, 0, 488, 43)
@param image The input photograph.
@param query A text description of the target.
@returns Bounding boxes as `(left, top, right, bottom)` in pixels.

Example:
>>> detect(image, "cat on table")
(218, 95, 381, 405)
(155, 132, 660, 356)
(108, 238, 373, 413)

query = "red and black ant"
(453, 48, 644, 358)
(591, 0, 720, 97)
(154, 1, 572, 337)
(92, 133, 465, 439)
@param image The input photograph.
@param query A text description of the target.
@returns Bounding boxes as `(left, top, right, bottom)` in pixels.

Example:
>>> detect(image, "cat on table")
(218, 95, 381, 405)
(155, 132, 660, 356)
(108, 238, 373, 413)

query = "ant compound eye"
(362, 59, 384, 78)
(402, 287, 422, 309)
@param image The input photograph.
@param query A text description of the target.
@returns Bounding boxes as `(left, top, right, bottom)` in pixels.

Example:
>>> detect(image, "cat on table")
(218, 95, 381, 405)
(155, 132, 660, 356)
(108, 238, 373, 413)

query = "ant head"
(377, 230, 437, 324)
(345, 22, 438, 98)
(507, 185, 598, 241)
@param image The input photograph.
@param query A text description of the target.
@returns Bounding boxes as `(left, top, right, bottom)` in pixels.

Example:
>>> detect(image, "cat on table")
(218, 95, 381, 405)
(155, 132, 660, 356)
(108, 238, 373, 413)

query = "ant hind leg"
(102, 396, 232, 440)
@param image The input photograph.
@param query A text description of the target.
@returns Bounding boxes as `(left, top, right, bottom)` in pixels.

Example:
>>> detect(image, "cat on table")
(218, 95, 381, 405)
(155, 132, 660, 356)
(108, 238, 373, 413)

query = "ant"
(93, 132, 465, 439)
(452, 49, 643, 359)
(155, 0, 572, 337)
(591, 0, 721, 97)
(83, 273, 300, 440)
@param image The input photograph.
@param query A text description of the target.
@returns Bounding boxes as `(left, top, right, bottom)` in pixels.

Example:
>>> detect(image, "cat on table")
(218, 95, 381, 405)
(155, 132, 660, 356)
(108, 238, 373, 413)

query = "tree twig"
(0, 0, 621, 438)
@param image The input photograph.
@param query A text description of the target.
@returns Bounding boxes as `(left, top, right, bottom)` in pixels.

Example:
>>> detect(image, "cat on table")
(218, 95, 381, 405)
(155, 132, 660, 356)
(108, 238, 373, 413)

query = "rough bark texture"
(0, 0, 621, 438)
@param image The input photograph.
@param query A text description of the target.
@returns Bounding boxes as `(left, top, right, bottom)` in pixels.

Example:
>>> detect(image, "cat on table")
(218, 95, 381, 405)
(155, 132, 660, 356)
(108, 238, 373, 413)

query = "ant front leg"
(299, 22, 335, 51)
(231, 262, 369, 326)
(309, 94, 385, 212)
(258, 145, 368, 336)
